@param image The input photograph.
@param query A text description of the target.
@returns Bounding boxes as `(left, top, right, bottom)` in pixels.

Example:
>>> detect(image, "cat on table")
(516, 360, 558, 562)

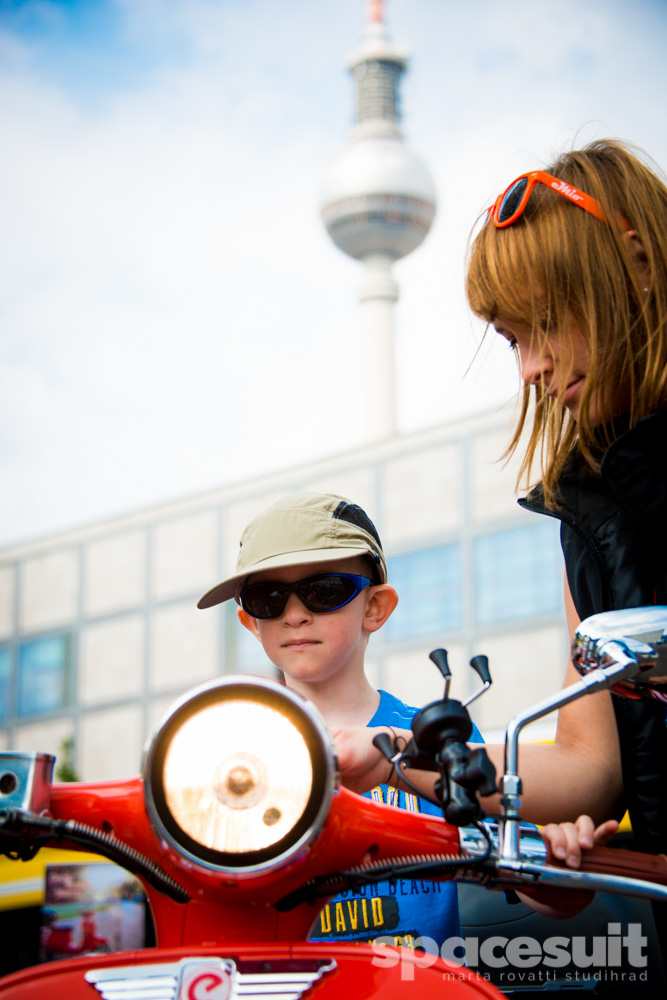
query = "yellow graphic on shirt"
(318, 896, 391, 935)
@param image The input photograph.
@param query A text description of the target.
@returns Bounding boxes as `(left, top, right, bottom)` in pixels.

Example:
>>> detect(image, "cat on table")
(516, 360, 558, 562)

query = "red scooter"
(1, 607, 666, 999)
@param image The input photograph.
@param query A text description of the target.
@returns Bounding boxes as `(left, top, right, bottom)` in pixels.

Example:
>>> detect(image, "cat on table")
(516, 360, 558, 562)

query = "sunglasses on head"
(239, 573, 372, 620)
(488, 169, 628, 230)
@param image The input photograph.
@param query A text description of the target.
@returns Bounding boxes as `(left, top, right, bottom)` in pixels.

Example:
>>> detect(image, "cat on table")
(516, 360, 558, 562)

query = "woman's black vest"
(519, 412, 667, 855)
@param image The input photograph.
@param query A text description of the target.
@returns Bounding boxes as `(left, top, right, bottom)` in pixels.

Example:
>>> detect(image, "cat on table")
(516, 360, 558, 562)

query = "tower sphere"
(321, 130, 436, 261)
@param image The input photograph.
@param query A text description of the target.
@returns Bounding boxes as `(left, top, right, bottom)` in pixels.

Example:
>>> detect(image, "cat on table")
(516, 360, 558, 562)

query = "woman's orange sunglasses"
(488, 169, 629, 230)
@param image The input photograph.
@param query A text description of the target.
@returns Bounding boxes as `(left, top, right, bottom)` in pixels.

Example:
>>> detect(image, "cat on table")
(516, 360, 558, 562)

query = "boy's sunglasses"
(239, 573, 372, 620)
(488, 169, 628, 229)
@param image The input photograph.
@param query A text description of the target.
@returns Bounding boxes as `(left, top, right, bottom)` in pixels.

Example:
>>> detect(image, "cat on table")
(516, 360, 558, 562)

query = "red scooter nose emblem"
(180, 963, 232, 1000)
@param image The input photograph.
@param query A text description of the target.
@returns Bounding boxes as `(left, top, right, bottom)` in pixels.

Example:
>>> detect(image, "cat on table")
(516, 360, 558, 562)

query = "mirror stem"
(499, 645, 645, 861)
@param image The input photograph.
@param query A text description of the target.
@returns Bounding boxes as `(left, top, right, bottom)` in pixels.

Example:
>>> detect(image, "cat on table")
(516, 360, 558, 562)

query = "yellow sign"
(0, 849, 105, 911)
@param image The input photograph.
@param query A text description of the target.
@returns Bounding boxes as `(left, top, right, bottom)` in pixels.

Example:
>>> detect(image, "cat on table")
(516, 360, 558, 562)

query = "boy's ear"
(362, 584, 399, 634)
(237, 606, 261, 640)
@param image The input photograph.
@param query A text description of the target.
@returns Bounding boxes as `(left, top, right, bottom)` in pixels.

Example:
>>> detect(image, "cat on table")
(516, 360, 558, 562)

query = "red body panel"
(47, 778, 463, 946)
(0, 773, 501, 997)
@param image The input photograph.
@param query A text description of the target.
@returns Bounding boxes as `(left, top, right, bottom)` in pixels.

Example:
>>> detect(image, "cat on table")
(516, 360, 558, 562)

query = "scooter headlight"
(144, 676, 336, 873)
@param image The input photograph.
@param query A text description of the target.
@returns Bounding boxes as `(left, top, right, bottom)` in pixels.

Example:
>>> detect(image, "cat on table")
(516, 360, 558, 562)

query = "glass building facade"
(0, 403, 569, 779)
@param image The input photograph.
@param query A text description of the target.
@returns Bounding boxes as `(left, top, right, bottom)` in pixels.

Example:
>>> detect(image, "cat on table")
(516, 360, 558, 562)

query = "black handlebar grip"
(372, 731, 395, 761)
(429, 648, 451, 680)
(469, 654, 491, 686)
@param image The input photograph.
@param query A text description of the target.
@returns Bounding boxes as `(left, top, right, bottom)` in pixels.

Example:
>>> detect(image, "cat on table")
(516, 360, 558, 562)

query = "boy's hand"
(540, 814, 619, 868)
(332, 726, 402, 793)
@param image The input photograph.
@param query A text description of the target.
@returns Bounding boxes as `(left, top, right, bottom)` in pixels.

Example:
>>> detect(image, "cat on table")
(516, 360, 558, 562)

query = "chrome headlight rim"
(143, 675, 336, 874)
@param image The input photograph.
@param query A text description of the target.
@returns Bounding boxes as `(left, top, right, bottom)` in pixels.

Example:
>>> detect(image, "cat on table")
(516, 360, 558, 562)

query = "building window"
(17, 634, 72, 717)
(0, 647, 10, 721)
(473, 522, 563, 626)
(386, 544, 462, 643)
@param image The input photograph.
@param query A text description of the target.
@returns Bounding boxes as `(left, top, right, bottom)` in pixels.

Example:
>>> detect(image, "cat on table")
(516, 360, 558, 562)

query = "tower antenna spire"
(368, 0, 384, 23)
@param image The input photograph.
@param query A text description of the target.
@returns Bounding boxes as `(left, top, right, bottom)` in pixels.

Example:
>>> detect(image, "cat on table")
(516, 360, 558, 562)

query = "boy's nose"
(281, 590, 312, 624)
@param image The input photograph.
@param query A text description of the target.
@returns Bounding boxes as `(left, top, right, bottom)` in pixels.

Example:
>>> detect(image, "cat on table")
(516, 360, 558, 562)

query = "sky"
(1, 0, 667, 547)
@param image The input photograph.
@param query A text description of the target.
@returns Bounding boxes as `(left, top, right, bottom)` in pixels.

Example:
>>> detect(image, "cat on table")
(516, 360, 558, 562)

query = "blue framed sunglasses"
(239, 573, 372, 619)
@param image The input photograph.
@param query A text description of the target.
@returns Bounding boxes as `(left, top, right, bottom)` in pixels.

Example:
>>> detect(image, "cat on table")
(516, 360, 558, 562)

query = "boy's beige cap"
(197, 491, 387, 609)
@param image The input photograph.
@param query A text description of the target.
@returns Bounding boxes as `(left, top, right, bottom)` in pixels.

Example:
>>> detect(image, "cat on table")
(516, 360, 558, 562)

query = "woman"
(335, 140, 667, 926)
(464, 139, 667, 867)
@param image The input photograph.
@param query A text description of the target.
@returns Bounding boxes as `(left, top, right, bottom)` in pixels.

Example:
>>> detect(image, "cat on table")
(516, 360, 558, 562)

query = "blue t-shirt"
(309, 689, 484, 952)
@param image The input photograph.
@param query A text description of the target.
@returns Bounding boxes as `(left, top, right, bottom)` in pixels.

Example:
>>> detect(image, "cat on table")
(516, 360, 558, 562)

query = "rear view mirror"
(572, 606, 667, 700)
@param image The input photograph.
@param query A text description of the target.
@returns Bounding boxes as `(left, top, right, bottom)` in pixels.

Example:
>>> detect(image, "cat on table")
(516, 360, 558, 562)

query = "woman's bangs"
(467, 222, 541, 326)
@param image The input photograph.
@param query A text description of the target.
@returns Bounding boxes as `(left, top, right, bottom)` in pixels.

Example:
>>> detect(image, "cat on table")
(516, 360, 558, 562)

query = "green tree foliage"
(55, 736, 80, 782)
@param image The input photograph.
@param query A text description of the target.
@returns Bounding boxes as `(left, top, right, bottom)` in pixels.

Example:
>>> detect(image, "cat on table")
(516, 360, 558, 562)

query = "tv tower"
(321, 0, 436, 441)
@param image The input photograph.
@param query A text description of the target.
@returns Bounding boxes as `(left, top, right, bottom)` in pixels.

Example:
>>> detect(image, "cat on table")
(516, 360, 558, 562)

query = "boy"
(197, 490, 483, 952)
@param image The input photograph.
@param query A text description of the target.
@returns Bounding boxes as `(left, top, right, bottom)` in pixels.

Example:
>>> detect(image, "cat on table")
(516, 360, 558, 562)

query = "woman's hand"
(540, 814, 620, 868)
(517, 815, 620, 919)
